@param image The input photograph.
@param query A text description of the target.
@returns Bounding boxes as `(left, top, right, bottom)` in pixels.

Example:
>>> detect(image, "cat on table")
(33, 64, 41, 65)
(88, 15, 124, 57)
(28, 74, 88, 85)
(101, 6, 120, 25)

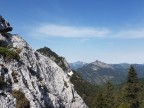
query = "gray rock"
(0, 33, 88, 108)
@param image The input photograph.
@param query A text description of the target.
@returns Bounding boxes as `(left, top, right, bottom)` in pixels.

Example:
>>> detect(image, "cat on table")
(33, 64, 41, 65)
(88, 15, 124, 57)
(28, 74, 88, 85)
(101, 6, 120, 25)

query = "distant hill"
(74, 60, 144, 85)
(69, 61, 87, 70)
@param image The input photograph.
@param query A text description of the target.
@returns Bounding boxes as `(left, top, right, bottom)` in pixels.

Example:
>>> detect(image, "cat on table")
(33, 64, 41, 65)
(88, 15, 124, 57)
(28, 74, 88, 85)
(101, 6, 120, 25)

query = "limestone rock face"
(37, 47, 73, 76)
(0, 33, 88, 108)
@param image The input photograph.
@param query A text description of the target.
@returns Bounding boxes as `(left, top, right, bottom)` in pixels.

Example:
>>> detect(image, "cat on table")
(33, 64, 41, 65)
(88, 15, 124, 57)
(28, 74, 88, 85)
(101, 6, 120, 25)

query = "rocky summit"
(0, 33, 87, 108)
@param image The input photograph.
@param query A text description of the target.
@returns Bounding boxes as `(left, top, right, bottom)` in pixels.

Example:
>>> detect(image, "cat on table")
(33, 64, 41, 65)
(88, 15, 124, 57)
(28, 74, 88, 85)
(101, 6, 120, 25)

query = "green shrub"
(0, 47, 20, 61)
(12, 90, 30, 108)
(0, 76, 6, 89)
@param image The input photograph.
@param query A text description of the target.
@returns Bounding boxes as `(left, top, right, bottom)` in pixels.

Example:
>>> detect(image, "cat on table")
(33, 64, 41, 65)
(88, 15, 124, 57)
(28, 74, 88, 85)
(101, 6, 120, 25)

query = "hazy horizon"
(69, 59, 144, 64)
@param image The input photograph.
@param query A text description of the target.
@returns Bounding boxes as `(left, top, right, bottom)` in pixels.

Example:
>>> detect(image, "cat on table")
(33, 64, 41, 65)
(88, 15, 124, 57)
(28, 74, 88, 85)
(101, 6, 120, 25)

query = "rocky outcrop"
(37, 47, 73, 77)
(0, 33, 87, 108)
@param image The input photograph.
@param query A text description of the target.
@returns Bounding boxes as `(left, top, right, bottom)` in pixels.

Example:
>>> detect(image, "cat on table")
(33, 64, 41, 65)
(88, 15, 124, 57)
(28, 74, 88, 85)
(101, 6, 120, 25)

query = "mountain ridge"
(70, 60, 144, 85)
(69, 61, 87, 71)
(37, 47, 73, 77)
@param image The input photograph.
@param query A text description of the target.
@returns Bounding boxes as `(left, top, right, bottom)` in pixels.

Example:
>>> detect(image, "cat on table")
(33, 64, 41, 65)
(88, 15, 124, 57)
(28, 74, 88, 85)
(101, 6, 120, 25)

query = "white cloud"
(30, 23, 144, 39)
(31, 24, 111, 38)
(114, 28, 144, 39)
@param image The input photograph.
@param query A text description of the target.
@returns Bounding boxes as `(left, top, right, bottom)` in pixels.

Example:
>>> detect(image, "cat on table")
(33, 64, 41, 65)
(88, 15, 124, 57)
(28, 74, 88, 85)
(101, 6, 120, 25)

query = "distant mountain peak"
(73, 61, 87, 64)
(75, 59, 144, 85)
(91, 60, 111, 68)
(69, 61, 87, 71)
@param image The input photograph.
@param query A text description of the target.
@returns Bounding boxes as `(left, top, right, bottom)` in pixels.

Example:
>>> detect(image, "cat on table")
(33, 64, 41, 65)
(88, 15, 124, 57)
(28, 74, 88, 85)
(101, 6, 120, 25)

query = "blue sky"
(1, 0, 144, 63)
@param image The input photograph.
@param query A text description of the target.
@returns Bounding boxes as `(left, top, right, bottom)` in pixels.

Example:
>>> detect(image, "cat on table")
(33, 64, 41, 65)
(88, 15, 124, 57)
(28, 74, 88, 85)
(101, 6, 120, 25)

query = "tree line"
(71, 65, 144, 108)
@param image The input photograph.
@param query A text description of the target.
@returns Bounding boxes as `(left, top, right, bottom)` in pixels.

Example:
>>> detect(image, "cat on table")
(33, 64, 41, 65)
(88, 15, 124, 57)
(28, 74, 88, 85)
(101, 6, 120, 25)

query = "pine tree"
(94, 82, 115, 108)
(105, 81, 115, 108)
(95, 90, 106, 108)
(125, 65, 140, 108)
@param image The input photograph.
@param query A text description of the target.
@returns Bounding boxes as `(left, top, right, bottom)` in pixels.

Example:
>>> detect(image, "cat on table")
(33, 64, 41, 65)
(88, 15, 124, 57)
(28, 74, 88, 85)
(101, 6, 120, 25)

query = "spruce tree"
(95, 90, 106, 108)
(125, 65, 140, 108)
(105, 81, 115, 108)
(95, 82, 115, 108)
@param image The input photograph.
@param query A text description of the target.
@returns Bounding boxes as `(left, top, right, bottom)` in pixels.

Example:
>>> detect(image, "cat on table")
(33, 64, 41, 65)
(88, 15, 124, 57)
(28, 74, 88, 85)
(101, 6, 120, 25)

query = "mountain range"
(70, 60, 144, 85)
(69, 61, 87, 71)
(36, 47, 144, 86)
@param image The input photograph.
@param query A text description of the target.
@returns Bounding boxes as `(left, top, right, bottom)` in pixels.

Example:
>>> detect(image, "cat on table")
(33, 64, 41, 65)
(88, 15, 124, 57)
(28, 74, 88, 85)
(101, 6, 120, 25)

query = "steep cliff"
(0, 33, 87, 108)
(37, 47, 73, 76)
